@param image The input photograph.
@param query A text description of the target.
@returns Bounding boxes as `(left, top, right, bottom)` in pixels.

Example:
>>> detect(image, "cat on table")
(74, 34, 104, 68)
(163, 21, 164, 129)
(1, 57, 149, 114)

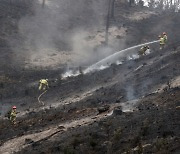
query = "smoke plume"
(16, 0, 127, 69)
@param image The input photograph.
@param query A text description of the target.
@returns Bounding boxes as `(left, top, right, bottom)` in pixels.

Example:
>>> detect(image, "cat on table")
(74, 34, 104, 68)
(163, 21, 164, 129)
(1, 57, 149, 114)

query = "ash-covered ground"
(0, 0, 180, 154)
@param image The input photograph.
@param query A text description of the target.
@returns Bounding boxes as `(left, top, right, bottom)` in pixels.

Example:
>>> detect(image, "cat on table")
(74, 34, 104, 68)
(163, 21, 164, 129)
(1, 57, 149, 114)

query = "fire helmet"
(12, 106, 16, 109)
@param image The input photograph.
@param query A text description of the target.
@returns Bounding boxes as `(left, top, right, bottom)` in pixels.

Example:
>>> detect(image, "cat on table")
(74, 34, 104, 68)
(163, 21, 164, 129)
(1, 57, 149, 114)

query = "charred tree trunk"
(105, 0, 111, 45)
(111, 0, 115, 18)
(42, 0, 45, 8)
(129, 0, 135, 6)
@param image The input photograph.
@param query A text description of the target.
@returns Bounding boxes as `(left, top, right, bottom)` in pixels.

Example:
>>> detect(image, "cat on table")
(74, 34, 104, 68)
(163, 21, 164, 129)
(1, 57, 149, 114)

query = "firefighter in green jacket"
(10, 106, 17, 124)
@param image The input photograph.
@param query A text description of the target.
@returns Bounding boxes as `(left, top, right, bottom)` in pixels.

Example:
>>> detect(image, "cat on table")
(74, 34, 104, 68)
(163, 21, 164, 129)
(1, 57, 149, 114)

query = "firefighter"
(162, 32, 168, 43)
(10, 106, 17, 125)
(39, 79, 49, 91)
(139, 45, 150, 56)
(159, 35, 165, 50)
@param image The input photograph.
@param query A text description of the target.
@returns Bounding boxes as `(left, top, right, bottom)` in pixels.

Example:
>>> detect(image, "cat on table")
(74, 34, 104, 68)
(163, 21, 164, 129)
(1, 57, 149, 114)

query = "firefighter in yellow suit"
(39, 79, 49, 91)
(162, 32, 167, 43)
(159, 35, 165, 50)
(139, 45, 150, 56)
(10, 106, 17, 125)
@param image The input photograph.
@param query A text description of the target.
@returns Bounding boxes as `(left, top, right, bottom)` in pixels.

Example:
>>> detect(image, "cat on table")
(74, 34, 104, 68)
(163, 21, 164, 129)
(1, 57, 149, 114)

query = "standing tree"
(129, 0, 135, 6)
(42, 0, 45, 8)
(147, 0, 180, 11)
(148, 0, 156, 8)
(139, 0, 144, 7)
(105, 0, 111, 45)
(111, 0, 115, 18)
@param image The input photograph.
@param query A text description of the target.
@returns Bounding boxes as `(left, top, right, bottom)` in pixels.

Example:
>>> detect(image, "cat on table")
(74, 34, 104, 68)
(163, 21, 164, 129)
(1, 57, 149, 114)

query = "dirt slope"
(0, 1, 180, 154)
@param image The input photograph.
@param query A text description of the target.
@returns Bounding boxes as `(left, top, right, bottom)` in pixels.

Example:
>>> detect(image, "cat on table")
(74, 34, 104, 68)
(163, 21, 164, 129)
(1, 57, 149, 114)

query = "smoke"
(121, 99, 138, 112)
(70, 29, 127, 66)
(13, 0, 128, 69)
(61, 40, 157, 77)
(126, 84, 136, 101)
(14, 0, 110, 68)
(2, 0, 180, 70)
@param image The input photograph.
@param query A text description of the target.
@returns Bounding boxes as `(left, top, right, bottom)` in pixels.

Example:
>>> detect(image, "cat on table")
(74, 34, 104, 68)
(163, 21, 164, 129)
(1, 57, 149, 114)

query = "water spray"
(84, 40, 159, 73)
(62, 40, 159, 77)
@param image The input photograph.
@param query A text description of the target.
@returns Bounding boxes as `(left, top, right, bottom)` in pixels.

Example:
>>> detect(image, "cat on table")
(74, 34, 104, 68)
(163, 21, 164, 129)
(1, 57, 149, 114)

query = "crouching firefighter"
(39, 79, 49, 91)
(139, 45, 150, 56)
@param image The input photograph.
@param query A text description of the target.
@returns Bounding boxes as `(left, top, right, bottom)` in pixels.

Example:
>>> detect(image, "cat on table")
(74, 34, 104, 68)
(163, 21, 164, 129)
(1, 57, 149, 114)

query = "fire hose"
(37, 79, 74, 106)
(38, 90, 47, 106)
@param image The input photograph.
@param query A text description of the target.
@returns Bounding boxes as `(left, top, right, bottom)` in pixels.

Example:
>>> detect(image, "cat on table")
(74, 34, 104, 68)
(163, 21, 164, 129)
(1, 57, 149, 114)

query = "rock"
(91, 116, 97, 119)
(28, 111, 36, 115)
(32, 142, 40, 147)
(58, 125, 65, 129)
(20, 103, 26, 107)
(176, 106, 180, 110)
(113, 106, 123, 115)
(116, 35, 121, 39)
(97, 105, 110, 113)
(25, 138, 34, 144)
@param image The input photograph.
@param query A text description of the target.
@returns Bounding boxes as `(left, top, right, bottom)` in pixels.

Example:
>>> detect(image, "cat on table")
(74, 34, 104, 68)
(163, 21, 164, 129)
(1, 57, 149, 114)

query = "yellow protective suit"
(139, 46, 149, 56)
(10, 109, 16, 124)
(39, 79, 48, 91)
(163, 34, 167, 43)
(159, 37, 165, 49)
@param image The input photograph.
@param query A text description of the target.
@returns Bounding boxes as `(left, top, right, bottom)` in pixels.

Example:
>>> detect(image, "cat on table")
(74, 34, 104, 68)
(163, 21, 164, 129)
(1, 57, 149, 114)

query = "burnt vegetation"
(0, 0, 180, 154)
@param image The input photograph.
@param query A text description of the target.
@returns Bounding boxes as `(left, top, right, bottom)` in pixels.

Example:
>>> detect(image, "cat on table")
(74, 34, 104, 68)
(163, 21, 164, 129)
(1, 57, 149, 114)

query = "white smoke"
(127, 54, 139, 60)
(61, 70, 80, 79)
(15, 0, 129, 70)
(121, 99, 138, 112)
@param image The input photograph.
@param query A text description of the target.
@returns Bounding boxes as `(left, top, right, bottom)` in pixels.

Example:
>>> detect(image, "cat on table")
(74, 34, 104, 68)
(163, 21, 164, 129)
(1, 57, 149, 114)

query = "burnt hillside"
(0, 1, 180, 154)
